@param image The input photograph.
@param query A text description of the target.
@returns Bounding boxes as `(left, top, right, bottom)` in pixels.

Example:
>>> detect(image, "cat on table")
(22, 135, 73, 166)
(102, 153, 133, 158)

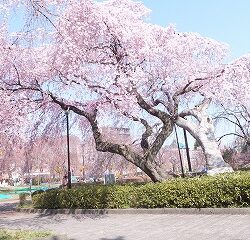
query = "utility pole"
(183, 129, 192, 172)
(174, 125, 185, 178)
(65, 109, 71, 188)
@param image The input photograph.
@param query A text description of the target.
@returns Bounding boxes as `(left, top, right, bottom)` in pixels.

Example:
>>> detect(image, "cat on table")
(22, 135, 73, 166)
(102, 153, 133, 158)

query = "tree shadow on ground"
(0, 202, 18, 213)
(45, 236, 76, 240)
(100, 237, 125, 240)
(0, 215, 66, 229)
(37, 212, 107, 221)
(71, 213, 107, 220)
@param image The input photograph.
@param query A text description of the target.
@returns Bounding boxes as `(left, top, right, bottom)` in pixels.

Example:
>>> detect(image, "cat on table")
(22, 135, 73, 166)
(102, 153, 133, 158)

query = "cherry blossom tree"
(3, 0, 250, 181)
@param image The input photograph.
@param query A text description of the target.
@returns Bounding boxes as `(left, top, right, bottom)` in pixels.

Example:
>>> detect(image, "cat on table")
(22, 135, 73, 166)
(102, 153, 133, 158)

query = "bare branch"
(133, 89, 170, 124)
(217, 133, 244, 142)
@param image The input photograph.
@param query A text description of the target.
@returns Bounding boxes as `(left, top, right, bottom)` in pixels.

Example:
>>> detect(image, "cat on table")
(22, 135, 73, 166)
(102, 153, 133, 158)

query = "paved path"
(0, 202, 250, 240)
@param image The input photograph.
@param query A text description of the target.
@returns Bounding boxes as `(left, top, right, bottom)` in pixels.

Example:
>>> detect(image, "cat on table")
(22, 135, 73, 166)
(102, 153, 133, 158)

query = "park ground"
(0, 200, 250, 240)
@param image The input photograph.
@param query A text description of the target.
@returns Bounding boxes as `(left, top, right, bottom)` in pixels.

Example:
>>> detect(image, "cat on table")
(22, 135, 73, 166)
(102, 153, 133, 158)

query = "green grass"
(0, 229, 52, 240)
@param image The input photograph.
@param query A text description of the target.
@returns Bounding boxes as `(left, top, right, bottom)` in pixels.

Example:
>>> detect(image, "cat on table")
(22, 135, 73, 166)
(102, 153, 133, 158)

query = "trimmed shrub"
(32, 172, 250, 209)
(105, 184, 137, 208)
(31, 190, 44, 197)
(32, 184, 136, 209)
(134, 174, 250, 208)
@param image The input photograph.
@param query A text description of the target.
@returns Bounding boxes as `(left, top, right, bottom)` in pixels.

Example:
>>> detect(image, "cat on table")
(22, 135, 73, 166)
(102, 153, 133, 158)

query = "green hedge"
(32, 172, 250, 209)
(32, 184, 136, 209)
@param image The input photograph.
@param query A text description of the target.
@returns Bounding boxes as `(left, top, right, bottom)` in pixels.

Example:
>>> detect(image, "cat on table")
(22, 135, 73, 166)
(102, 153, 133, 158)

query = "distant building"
(100, 127, 132, 144)
(156, 140, 206, 174)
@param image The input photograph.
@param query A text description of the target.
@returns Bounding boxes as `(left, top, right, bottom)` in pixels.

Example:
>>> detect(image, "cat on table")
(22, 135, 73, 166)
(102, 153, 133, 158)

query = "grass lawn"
(0, 229, 52, 240)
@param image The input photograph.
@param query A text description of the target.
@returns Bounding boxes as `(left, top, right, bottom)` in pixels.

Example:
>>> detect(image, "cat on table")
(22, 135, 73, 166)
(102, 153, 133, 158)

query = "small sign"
(104, 174, 116, 184)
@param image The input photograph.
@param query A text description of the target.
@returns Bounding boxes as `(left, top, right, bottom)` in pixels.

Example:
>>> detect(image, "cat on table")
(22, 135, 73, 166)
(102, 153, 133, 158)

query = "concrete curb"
(16, 207, 250, 215)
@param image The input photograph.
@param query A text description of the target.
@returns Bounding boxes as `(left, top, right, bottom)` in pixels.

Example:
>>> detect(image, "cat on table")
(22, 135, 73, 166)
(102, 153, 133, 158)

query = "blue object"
(0, 194, 12, 199)
(179, 143, 186, 149)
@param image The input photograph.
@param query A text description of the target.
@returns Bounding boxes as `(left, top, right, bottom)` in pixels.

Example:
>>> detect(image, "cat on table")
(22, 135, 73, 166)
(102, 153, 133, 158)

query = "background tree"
(216, 105, 250, 149)
(215, 105, 250, 169)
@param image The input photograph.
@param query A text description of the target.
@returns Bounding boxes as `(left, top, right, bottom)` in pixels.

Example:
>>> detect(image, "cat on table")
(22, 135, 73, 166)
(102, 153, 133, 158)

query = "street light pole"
(183, 128, 192, 172)
(174, 125, 185, 178)
(65, 109, 71, 189)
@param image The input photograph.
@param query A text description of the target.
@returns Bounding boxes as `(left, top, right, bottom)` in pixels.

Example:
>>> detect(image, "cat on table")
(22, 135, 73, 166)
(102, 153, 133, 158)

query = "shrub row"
(32, 172, 250, 209)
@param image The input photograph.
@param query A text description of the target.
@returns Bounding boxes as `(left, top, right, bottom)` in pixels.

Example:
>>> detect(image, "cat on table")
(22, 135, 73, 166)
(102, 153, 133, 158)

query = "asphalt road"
(0, 201, 250, 240)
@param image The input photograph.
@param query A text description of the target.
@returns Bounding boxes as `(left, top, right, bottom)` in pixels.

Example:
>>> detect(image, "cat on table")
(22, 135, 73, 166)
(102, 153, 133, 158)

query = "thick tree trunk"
(92, 121, 171, 182)
(176, 103, 234, 175)
(50, 92, 173, 182)
(190, 127, 233, 175)
(142, 161, 170, 182)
